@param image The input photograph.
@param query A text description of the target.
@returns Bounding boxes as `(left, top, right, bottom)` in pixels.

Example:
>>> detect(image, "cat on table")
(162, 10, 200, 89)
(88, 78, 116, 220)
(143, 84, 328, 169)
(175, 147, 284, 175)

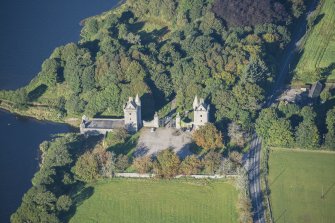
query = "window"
(129, 113, 131, 115)
(200, 115, 202, 117)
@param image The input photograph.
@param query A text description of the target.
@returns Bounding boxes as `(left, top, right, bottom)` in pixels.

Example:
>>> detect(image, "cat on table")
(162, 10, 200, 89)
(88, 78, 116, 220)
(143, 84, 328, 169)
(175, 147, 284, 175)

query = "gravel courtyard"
(135, 128, 193, 158)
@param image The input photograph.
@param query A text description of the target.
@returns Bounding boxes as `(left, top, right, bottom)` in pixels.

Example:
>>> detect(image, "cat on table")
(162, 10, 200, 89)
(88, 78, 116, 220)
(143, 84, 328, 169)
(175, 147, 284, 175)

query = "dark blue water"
(0, 0, 118, 90)
(0, 111, 72, 222)
(0, 0, 118, 222)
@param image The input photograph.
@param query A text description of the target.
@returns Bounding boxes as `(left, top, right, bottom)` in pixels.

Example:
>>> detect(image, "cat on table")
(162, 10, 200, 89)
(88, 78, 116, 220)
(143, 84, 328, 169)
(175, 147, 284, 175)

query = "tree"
(320, 88, 331, 102)
(43, 144, 72, 168)
(133, 156, 153, 174)
(104, 128, 129, 147)
(179, 155, 202, 175)
(241, 57, 271, 84)
(95, 148, 116, 178)
(11, 187, 60, 223)
(115, 154, 130, 171)
(325, 107, 335, 149)
(41, 58, 62, 85)
(56, 195, 72, 212)
(193, 123, 224, 150)
(11, 88, 28, 109)
(232, 82, 264, 112)
(278, 101, 300, 118)
(228, 122, 247, 147)
(72, 152, 99, 182)
(154, 149, 180, 178)
(295, 120, 320, 149)
(256, 107, 278, 140)
(203, 150, 222, 174)
(32, 168, 56, 186)
(229, 151, 243, 165)
(267, 118, 294, 147)
(300, 106, 316, 122)
(65, 95, 85, 115)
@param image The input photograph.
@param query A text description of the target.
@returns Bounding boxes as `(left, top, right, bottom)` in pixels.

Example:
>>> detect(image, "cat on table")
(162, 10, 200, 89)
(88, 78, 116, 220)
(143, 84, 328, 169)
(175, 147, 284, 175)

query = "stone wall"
(114, 173, 237, 179)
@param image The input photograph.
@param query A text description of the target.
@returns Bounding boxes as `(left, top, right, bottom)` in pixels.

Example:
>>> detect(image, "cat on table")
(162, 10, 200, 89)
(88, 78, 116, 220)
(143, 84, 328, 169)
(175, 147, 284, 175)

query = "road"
(245, 136, 264, 223)
(245, 1, 320, 222)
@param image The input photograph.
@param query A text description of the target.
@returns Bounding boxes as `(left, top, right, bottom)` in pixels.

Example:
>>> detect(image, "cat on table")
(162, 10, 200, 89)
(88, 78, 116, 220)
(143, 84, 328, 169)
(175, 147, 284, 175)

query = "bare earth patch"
(136, 128, 193, 158)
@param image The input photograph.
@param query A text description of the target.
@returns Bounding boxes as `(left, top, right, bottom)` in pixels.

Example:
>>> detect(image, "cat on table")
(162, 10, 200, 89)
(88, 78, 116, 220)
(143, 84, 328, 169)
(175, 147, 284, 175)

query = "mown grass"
(295, 0, 335, 82)
(268, 148, 335, 223)
(70, 179, 238, 223)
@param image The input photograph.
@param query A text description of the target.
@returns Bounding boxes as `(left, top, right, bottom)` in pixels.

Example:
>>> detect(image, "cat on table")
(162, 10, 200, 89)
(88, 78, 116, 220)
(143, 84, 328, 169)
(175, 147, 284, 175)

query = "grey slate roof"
(308, 81, 323, 98)
(85, 119, 125, 129)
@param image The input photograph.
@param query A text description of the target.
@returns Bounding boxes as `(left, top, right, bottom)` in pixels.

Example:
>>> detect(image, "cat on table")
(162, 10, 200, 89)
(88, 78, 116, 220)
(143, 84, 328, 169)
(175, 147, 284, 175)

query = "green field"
(70, 179, 238, 223)
(295, 0, 335, 82)
(268, 149, 335, 223)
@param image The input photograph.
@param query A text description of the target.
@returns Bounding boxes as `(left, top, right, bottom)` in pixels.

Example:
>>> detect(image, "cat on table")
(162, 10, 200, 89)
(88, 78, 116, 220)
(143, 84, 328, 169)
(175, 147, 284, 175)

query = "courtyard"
(135, 128, 193, 158)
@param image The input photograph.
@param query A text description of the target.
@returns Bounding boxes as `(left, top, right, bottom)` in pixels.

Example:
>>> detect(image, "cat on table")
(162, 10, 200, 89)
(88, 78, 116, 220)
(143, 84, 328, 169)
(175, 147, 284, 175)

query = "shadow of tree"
(108, 133, 139, 156)
(28, 84, 48, 101)
(321, 62, 335, 77)
(138, 26, 169, 45)
(63, 185, 94, 222)
(312, 13, 325, 27)
(133, 143, 149, 157)
(176, 142, 194, 159)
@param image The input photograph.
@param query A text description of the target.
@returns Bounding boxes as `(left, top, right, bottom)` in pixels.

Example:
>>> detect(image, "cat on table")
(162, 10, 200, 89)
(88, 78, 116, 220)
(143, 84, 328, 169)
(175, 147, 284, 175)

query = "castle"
(80, 95, 209, 135)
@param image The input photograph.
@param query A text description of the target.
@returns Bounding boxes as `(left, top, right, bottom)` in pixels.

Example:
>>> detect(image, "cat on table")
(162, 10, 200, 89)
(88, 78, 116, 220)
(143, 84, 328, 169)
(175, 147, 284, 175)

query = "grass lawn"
(294, 0, 335, 82)
(70, 179, 238, 223)
(268, 148, 335, 223)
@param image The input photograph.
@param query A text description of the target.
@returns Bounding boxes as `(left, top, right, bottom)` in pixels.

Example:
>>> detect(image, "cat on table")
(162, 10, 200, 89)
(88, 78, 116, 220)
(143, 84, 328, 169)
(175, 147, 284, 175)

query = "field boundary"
(115, 173, 238, 179)
(260, 144, 274, 223)
(270, 147, 335, 154)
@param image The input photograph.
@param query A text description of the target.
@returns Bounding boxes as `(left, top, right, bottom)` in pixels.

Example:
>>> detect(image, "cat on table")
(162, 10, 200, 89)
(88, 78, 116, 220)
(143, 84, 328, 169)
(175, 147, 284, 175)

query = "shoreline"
(0, 106, 79, 129)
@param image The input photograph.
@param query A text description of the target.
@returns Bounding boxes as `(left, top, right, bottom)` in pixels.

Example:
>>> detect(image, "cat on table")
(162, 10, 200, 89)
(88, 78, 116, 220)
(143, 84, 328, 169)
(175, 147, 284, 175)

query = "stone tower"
(124, 94, 142, 132)
(193, 96, 209, 129)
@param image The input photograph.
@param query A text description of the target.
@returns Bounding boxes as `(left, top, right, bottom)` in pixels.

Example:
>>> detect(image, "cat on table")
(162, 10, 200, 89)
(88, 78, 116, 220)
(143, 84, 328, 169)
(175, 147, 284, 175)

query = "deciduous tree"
(193, 123, 224, 150)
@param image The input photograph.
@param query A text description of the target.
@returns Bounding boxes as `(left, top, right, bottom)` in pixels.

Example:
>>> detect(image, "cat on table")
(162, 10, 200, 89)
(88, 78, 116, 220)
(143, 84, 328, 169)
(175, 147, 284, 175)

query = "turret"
(176, 112, 181, 129)
(135, 94, 141, 106)
(193, 96, 209, 129)
(153, 112, 159, 128)
(124, 95, 142, 132)
(193, 95, 199, 110)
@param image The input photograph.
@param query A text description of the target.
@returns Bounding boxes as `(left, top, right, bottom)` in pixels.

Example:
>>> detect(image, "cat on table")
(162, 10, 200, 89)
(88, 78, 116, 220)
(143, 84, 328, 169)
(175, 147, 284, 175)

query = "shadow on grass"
(270, 168, 286, 187)
(274, 208, 287, 223)
(63, 184, 94, 222)
(28, 84, 48, 101)
(322, 182, 335, 199)
(108, 133, 140, 156)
